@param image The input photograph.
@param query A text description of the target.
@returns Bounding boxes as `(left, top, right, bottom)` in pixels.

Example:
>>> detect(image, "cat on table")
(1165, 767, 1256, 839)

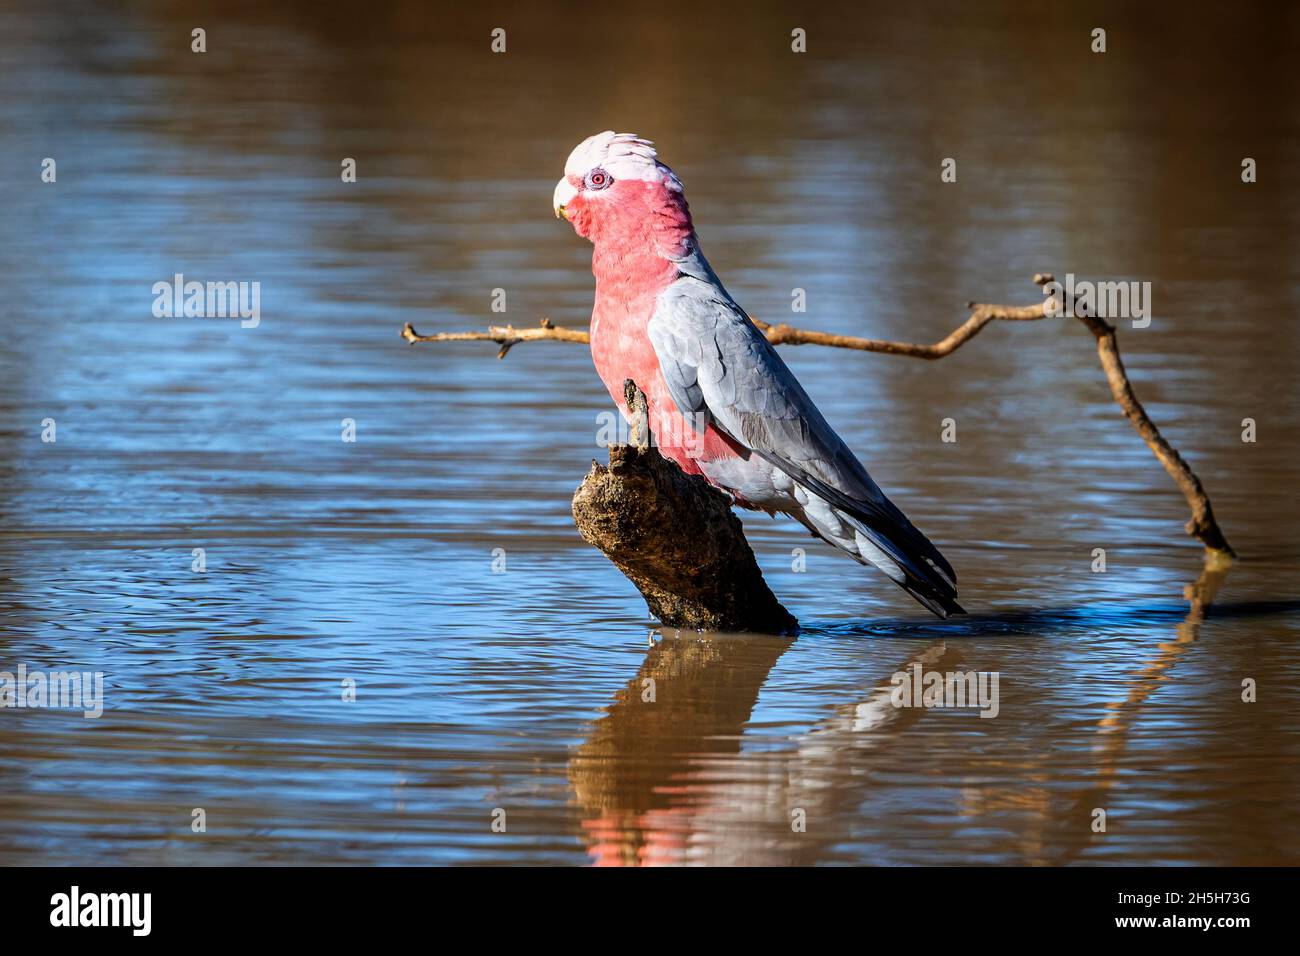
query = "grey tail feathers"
(845, 513, 965, 620)
(899, 574, 966, 619)
(879, 535, 965, 620)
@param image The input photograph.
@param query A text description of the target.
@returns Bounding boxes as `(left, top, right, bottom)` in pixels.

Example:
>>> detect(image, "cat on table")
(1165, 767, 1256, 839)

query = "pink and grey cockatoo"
(553, 132, 964, 618)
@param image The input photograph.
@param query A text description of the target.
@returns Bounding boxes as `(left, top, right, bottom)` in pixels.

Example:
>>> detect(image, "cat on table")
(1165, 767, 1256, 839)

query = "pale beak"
(553, 177, 578, 220)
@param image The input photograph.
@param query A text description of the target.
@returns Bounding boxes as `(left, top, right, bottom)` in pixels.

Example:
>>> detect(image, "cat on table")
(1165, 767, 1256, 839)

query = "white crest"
(563, 131, 683, 191)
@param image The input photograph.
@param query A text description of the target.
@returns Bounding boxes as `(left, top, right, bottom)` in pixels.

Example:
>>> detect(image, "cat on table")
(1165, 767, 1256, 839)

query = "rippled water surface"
(2, 1, 1298, 865)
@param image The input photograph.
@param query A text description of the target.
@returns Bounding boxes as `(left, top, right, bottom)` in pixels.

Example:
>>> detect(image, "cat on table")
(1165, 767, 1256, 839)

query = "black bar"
(0, 866, 1280, 941)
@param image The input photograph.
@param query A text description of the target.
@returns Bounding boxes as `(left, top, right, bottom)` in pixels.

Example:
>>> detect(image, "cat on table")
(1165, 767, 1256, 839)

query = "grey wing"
(647, 276, 957, 588)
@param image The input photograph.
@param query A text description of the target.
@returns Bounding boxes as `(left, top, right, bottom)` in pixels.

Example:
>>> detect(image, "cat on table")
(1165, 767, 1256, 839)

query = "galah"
(553, 132, 964, 618)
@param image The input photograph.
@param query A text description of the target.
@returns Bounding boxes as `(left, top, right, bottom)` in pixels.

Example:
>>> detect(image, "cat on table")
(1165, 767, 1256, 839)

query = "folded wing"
(648, 275, 962, 615)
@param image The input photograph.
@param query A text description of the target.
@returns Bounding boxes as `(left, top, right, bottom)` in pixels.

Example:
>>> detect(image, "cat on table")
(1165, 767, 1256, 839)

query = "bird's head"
(553, 131, 691, 250)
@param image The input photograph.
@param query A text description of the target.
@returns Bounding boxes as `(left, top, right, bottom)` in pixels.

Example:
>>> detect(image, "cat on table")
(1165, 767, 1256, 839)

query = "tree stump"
(571, 381, 798, 634)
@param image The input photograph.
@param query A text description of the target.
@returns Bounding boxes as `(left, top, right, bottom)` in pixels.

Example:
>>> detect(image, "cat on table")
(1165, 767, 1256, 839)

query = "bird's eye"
(586, 168, 611, 190)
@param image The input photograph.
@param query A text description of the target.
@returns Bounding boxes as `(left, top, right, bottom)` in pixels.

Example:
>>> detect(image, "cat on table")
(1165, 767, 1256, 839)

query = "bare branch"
(750, 299, 1050, 358)
(401, 317, 588, 359)
(399, 300, 1052, 360)
(402, 274, 1234, 557)
(1073, 309, 1236, 557)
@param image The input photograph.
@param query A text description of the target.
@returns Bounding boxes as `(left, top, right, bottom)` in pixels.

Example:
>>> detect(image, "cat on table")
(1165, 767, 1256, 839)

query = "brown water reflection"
(571, 633, 953, 865)
(579, 556, 1300, 868)
(568, 557, 1265, 866)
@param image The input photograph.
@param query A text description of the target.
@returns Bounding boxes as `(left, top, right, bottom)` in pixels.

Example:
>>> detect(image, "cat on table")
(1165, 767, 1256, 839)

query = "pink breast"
(590, 302, 742, 478)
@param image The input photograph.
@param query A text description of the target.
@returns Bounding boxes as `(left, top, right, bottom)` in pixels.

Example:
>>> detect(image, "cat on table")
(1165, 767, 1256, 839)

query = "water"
(1, 0, 1298, 865)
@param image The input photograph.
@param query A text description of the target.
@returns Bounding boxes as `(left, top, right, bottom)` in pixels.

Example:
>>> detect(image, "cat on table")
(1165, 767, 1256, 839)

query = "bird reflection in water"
(571, 553, 1247, 866)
